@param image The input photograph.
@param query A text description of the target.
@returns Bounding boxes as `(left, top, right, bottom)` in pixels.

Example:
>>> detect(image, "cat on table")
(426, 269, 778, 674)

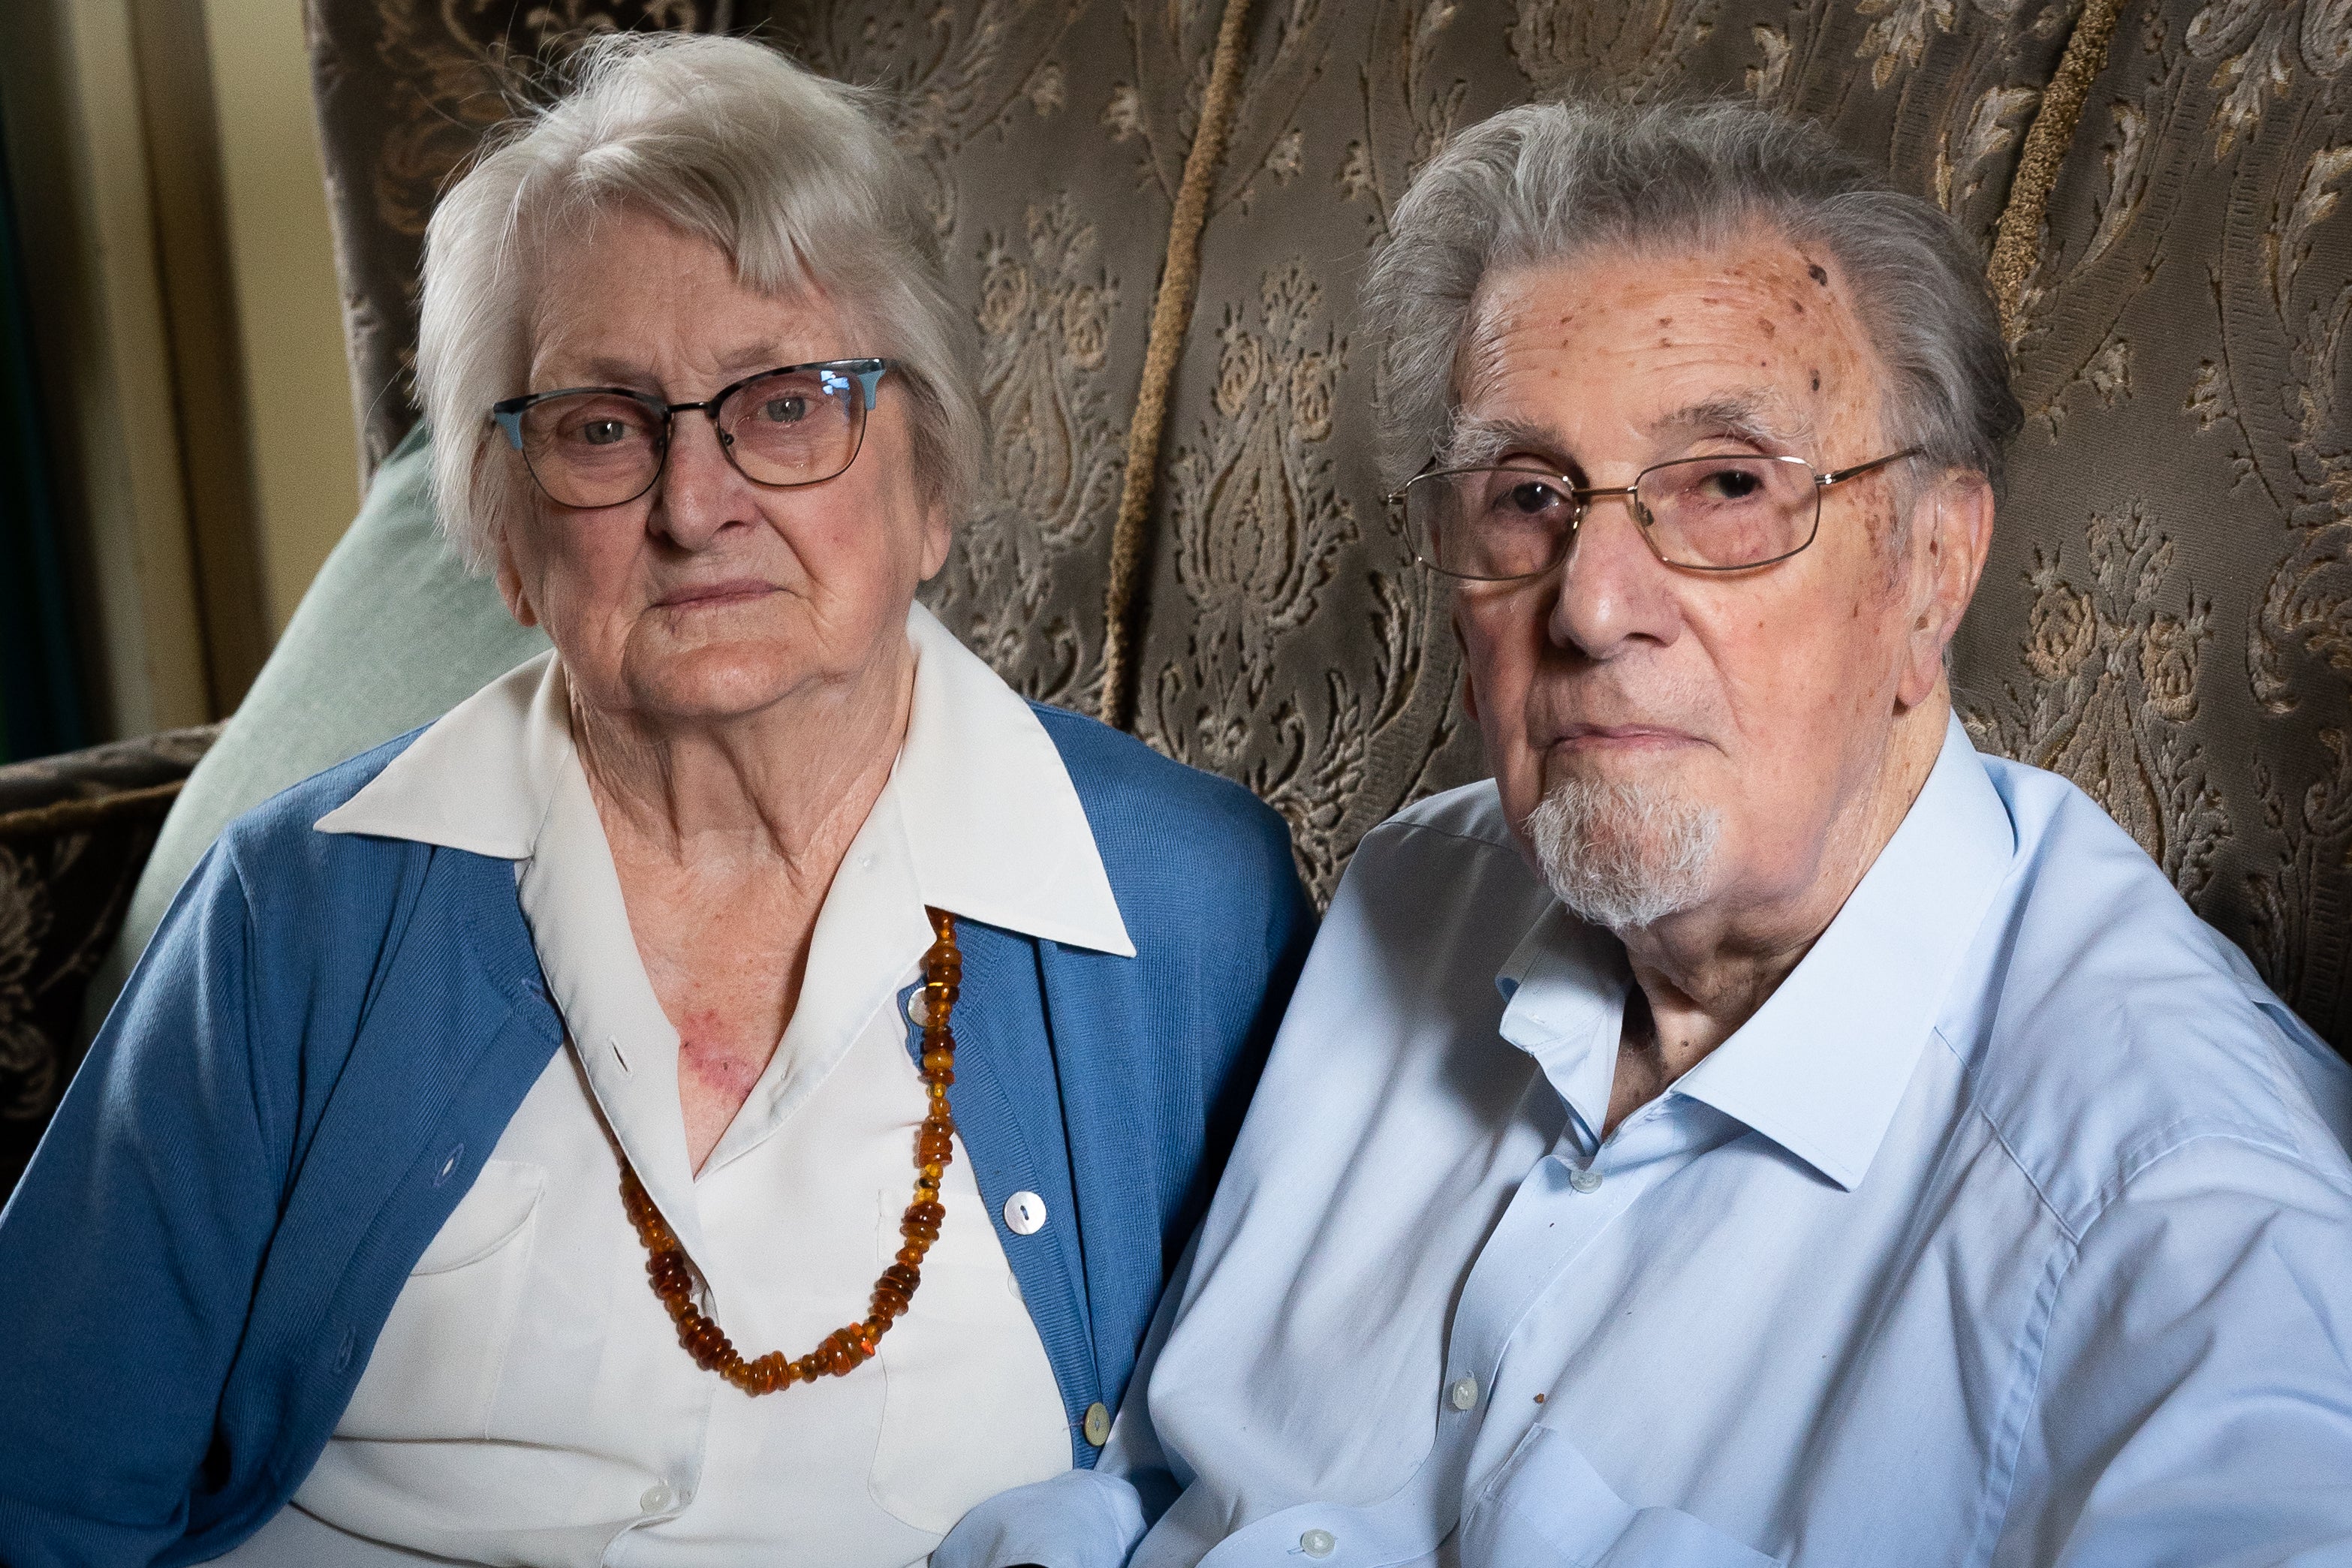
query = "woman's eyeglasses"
(491, 358, 894, 510)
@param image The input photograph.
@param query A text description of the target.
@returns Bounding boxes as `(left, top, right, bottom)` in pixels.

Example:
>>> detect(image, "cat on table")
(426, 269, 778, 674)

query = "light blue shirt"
(940, 718, 2352, 1567)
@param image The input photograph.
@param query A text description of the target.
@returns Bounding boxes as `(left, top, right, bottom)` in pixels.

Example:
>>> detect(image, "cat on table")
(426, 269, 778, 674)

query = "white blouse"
(215, 604, 1132, 1567)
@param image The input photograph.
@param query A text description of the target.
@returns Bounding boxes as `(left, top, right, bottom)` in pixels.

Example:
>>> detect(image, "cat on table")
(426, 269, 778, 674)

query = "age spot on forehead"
(1807, 263, 1830, 287)
(1811, 369, 1822, 392)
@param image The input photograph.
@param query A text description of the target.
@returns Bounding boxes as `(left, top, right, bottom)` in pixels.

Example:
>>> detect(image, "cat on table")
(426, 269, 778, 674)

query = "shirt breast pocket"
(1461, 1420, 1782, 1567)
(336, 1158, 545, 1441)
(868, 1182, 1069, 1533)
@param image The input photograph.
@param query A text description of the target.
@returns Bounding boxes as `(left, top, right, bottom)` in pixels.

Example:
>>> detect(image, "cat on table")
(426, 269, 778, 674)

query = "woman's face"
(494, 208, 950, 729)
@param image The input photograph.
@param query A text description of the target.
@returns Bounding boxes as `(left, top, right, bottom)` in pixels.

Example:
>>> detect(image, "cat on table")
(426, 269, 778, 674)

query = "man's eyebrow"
(1656, 393, 1815, 452)
(1438, 414, 1567, 471)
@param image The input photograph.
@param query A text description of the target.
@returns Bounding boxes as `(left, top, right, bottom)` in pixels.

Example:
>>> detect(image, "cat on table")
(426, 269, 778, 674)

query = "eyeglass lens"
(515, 366, 868, 509)
(1403, 454, 1822, 579)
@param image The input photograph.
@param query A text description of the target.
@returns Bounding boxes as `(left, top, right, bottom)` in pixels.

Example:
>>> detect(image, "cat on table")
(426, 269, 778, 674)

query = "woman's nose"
(649, 414, 744, 548)
(1546, 493, 1684, 658)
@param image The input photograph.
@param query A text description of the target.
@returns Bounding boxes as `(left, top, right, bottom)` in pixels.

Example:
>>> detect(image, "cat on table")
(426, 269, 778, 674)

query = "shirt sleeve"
(1998, 1135, 2352, 1567)
(939, 1228, 1203, 1568)
(0, 838, 282, 1568)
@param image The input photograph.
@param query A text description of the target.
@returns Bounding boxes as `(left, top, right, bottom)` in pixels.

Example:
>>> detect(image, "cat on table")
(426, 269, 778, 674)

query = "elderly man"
(938, 98, 2352, 1567)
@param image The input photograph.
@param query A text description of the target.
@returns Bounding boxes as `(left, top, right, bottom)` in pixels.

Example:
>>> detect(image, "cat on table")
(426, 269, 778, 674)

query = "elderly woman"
(0, 34, 1310, 1568)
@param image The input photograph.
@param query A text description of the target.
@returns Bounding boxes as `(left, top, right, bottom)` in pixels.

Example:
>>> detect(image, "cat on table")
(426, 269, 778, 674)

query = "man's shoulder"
(1953, 753, 2352, 1228)
(1366, 777, 1522, 856)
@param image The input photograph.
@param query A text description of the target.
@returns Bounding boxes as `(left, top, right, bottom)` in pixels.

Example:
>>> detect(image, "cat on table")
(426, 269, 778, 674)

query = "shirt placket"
(1192, 1105, 1701, 1568)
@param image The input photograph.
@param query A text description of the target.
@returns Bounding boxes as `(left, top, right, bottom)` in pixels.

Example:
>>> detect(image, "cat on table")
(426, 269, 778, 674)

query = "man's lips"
(1547, 724, 1704, 752)
(654, 579, 775, 609)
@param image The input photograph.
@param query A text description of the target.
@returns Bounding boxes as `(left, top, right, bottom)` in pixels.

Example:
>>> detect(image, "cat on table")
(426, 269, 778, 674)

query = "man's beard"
(1522, 775, 1721, 931)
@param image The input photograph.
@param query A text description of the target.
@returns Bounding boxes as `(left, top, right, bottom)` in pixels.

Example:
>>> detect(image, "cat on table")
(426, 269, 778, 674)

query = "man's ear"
(1897, 469, 1993, 709)
(1453, 604, 1481, 725)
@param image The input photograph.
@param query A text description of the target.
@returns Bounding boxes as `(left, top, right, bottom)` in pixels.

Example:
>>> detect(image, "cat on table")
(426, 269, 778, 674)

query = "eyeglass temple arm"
(1818, 448, 1923, 486)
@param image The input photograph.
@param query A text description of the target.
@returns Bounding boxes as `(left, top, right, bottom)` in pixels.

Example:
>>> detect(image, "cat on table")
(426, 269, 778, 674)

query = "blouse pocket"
(336, 1158, 545, 1441)
(1459, 1420, 1783, 1568)
(867, 1183, 1069, 1534)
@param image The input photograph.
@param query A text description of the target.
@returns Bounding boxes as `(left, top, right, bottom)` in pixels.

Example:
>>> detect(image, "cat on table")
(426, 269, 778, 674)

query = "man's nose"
(1546, 492, 1684, 657)
(649, 412, 745, 549)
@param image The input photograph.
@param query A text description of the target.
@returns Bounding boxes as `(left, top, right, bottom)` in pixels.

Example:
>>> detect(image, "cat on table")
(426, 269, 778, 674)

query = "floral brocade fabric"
(264, 0, 2352, 1079)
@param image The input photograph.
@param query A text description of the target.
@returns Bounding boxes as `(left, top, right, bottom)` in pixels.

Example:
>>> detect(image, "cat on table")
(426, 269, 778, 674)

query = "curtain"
(0, 98, 84, 764)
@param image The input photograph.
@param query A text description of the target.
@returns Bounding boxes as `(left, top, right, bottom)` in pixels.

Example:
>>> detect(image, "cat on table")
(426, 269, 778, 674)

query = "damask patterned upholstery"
(5, 0, 2338, 1187)
(297, 0, 2352, 1058)
(0, 727, 218, 1192)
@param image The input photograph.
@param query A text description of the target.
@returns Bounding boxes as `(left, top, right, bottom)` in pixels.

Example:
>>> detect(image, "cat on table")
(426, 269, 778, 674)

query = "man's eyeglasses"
(491, 358, 894, 510)
(1388, 449, 1920, 581)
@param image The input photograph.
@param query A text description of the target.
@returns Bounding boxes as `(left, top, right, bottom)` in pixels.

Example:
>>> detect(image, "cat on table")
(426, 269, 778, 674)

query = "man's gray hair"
(417, 32, 984, 572)
(1363, 98, 2021, 494)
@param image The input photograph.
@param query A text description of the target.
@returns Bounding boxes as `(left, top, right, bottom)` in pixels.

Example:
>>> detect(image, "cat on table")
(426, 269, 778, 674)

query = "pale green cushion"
(87, 423, 549, 1024)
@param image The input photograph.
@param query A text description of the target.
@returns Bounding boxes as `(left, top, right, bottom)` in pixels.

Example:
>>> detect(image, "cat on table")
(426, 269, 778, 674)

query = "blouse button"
(1003, 1190, 1048, 1235)
(1083, 1401, 1111, 1446)
(1449, 1376, 1480, 1410)
(1568, 1166, 1604, 1193)
(1300, 1527, 1337, 1558)
(639, 1482, 673, 1514)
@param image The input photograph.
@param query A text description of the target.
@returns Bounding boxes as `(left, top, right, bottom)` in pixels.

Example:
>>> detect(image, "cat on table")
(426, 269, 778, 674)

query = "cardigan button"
(905, 989, 929, 1025)
(1083, 1401, 1111, 1446)
(1003, 1191, 1048, 1235)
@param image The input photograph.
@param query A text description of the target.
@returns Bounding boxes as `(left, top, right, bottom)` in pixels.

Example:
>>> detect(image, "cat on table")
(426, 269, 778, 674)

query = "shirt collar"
(313, 600, 1134, 958)
(1495, 714, 2018, 1190)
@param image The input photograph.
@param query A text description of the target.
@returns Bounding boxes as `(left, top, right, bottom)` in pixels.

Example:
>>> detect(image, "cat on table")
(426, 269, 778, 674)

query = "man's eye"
(1501, 480, 1564, 513)
(1697, 466, 1764, 501)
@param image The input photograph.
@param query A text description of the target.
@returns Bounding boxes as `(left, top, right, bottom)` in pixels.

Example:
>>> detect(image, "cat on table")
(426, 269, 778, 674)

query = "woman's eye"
(759, 396, 809, 424)
(580, 420, 630, 447)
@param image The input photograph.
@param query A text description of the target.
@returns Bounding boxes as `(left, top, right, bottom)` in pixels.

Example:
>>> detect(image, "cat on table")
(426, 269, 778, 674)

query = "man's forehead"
(1455, 234, 1875, 449)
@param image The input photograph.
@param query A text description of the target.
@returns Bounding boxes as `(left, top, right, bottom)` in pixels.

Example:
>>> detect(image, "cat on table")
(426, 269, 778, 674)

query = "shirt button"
(1300, 1527, 1337, 1558)
(1083, 1401, 1111, 1446)
(1003, 1190, 1048, 1235)
(1568, 1166, 1604, 1193)
(639, 1482, 673, 1514)
(1449, 1375, 1480, 1410)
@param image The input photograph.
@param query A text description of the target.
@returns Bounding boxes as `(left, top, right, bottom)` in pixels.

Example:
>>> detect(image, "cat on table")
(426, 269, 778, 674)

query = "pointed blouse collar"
(313, 600, 1135, 959)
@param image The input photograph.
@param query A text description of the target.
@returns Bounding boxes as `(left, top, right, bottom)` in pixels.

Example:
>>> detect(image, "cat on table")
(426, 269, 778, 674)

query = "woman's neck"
(571, 639, 920, 1172)
(572, 641, 915, 888)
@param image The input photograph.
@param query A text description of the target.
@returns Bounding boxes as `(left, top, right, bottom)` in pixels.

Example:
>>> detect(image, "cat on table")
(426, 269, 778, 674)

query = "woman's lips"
(655, 579, 774, 609)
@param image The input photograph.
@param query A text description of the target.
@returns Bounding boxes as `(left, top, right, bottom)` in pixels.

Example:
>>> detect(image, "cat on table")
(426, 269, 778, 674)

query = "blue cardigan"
(0, 703, 1313, 1568)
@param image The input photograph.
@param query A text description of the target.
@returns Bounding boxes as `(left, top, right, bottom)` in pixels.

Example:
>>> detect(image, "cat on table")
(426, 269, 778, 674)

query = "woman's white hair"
(1363, 98, 2021, 498)
(416, 32, 984, 572)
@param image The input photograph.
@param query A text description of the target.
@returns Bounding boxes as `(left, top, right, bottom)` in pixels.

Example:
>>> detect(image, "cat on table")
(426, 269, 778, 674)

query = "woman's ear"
(495, 535, 539, 628)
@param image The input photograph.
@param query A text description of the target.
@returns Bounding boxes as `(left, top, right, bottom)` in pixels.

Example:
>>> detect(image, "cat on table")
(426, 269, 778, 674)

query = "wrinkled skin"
(492, 209, 948, 1168)
(1450, 227, 1994, 1130)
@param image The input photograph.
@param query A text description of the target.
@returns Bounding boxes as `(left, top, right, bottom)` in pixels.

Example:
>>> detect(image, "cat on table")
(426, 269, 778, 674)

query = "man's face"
(1452, 230, 1960, 934)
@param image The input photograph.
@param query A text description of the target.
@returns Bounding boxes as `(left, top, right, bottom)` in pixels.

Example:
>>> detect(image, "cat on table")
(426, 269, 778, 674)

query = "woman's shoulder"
(1026, 701, 1305, 913)
(1028, 703, 1287, 846)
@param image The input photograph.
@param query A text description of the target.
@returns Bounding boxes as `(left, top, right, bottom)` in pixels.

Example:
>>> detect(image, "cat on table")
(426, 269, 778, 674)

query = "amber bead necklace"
(617, 906, 962, 1395)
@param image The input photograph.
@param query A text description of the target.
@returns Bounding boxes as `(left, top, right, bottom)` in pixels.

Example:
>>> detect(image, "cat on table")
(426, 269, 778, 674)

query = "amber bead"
(615, 909, 965, 1398)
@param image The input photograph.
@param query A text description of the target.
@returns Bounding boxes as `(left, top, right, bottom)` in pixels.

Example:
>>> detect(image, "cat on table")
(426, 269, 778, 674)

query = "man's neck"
(1601, 698, 1948, 1137)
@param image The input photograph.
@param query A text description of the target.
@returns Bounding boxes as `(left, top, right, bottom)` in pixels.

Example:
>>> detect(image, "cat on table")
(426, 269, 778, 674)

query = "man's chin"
(1522, 775, 1723, 932)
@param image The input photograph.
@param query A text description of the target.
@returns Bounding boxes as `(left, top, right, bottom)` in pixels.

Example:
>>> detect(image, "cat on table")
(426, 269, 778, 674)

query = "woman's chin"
(609, 640, 820, 725)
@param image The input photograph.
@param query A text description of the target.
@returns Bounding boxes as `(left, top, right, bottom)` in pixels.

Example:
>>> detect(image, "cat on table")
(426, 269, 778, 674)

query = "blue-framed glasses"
(490, 357, 893, 510)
